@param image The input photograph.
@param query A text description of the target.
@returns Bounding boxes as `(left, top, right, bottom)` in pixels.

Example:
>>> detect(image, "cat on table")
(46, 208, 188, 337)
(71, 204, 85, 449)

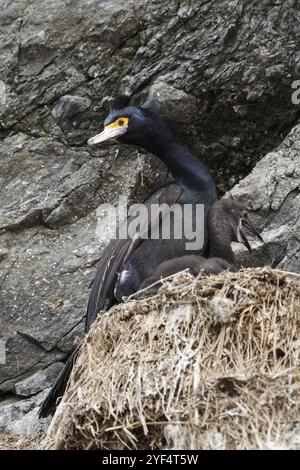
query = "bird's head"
(210, 199, 263, 252)
(87, 95, 173, 153)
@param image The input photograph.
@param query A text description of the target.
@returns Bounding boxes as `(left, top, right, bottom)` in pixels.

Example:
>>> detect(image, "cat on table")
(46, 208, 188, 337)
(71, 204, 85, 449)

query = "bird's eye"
(108, 117, 128, 129)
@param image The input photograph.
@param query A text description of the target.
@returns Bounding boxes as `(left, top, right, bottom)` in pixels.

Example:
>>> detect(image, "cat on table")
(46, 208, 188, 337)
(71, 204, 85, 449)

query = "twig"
(273, 269, 300, 278)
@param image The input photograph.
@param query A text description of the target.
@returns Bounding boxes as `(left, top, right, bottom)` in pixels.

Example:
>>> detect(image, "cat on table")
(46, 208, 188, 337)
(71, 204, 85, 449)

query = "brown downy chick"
(138, 199, 262, 294)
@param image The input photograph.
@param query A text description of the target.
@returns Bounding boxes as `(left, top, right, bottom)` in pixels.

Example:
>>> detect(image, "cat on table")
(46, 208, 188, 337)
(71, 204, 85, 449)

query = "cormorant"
(39, 95, 217, 417)
(138, 199, 263, 295)
(86, 95, 217, 323)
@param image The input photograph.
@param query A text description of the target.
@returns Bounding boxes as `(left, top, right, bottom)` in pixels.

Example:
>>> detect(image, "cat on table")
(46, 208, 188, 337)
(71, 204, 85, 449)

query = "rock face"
(0, 390, 51, 435)
(229, 124, 300, 273)
(0, 0, 300, 433)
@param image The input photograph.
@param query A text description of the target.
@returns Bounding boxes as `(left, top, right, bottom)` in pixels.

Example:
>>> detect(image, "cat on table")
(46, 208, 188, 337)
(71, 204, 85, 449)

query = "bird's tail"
(38, 344, 80, 418)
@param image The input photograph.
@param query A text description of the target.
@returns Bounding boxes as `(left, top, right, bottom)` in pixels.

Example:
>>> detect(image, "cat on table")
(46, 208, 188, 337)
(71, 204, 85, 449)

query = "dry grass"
(0, 433, 40, 450)
(44, 268, 300, 450)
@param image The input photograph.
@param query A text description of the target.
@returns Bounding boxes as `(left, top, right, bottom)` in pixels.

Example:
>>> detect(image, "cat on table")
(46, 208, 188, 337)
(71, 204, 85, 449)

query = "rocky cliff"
(0, 0, 299, 434)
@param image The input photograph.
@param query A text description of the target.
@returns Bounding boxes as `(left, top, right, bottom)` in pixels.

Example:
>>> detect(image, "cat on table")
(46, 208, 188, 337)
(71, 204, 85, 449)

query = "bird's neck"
(148, 141, 217, 203)
(208, 230, 235, 264)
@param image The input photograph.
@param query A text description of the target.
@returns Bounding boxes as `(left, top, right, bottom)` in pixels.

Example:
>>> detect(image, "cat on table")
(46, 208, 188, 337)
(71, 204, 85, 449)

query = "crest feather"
(110, 94, 131, 111)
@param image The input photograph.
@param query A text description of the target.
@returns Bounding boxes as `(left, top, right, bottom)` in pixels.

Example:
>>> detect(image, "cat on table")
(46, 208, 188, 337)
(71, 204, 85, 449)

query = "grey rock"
(88, 65, 102, 79)
(0, 80, 7, 106)
(0, 390, 50, 435)
(0, 144, 160, 392)
(14, 362, 64, 397)
(0, 248, 9, 261)
(148, 80, 198, 124)
(228, 124, 300, 273)
(0, 0, 298, 185)
(52, 95, 91, 121)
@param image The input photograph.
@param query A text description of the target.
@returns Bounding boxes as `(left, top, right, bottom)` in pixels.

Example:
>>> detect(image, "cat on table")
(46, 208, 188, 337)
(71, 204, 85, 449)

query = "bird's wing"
(85, 182, 183, 332)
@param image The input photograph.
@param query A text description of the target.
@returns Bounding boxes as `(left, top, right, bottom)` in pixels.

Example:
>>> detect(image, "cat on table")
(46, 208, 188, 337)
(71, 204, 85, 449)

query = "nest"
(45, 268, 300, 450)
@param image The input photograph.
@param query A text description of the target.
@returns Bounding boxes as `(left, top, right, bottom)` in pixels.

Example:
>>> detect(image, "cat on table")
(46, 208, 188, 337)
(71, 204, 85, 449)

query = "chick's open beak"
(242, 218, 263, 242)
(238, 228, 252, 252)
(237, 217, 263, 252)
(87, 125, 127, 145)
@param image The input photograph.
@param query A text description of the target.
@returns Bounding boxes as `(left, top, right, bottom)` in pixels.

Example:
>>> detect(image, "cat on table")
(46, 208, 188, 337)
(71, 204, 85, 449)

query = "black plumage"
(85, 97, 217, 328)
(39, 96, 217, 418)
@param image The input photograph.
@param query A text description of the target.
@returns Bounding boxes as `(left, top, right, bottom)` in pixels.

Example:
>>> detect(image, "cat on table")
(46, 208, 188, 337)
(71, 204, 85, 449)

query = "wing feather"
(85, 182, 183, 331)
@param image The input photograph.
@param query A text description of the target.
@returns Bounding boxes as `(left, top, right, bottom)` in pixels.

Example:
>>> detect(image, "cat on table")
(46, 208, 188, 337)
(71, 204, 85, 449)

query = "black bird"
(138, 199, 263, 294)
(86, 96, 217, 318)
(39, 95, 217, 417)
